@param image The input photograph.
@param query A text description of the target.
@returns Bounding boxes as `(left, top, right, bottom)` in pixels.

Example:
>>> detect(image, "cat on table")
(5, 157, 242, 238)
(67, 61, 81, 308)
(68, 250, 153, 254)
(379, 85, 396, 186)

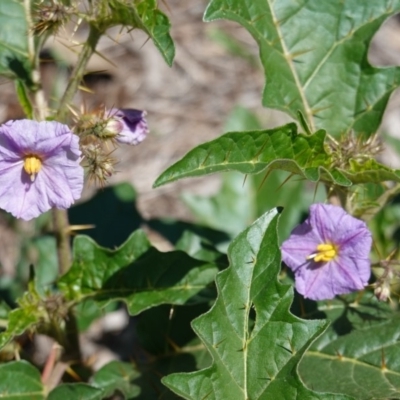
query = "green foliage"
(300, 317, 400, 399)
(0, 283, 43, 349)
(0, 361, 44, 400)
(0, 0, 32, 86)
(181, 107, 324, 242)
(154, 124, 400, 188)
(91, 361, 140, 398)
(59, 230, 220, 315)
(205, 0, 400, 137)
(107, 0, 175, 65)
(47, 384, 103, 400)
(163, 209, 352, 399)
(290, 293, 399, 399)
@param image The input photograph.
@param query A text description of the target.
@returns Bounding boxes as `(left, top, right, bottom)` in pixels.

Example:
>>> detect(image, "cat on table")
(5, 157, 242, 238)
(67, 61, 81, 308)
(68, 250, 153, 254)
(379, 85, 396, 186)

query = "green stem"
(24, 0, 47, 120)
(56, 24, 102, 120)
(52, 24, 102, 275)
(52, 209, 72, 275)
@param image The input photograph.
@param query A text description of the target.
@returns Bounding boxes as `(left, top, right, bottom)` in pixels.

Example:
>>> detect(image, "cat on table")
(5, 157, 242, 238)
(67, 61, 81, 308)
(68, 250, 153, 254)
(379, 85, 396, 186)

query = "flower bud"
(106, 109, 149, 145)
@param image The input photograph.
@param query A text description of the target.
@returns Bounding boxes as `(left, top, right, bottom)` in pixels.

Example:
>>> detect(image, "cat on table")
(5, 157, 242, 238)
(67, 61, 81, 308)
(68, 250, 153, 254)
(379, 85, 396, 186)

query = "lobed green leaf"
(154, 124, 400, 188)
(58, 230, 220, 315)
(163, 208, 353, 399)
(108, 0, 175, 65)
(205, 0, 400, 137)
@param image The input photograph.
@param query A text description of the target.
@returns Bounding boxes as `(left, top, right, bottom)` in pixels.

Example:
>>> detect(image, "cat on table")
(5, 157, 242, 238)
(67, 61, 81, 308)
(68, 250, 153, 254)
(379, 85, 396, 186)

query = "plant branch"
(24, 0, 47, 120)
(56, 24, 102, 121)
(53, 208, 72, 275)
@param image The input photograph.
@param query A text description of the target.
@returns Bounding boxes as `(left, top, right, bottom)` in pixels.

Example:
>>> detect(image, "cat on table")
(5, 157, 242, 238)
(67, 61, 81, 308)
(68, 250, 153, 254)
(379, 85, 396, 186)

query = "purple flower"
(106, 109, 149, 145)
(281, 203, 372, 301)
(0, 120, 83, 220)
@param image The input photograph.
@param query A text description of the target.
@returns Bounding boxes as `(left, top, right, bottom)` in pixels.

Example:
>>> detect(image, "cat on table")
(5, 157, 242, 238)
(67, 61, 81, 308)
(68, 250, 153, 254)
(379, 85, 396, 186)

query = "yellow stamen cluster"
(24, 155, 42, 182)
(307, 243, 338, 262)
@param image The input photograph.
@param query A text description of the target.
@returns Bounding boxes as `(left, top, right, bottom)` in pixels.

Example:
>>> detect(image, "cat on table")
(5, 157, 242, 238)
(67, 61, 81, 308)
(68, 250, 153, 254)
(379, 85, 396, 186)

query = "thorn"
(335, 349, 343, 360)
(68, 224, 95, 234)
(277, 343, 292, 354)
(257, 169, 272, 191)
(242, 174, 248, 187)
(169, 306, 175, 320)
(276, 173, 295, 192)
(213, 338, 226, 348)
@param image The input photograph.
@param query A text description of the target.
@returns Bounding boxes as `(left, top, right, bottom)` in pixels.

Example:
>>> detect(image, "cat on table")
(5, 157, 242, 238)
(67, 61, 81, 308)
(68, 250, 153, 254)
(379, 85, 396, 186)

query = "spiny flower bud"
(32, 1, 73, 36)
(328, 132, 383, 170)
(73, 107, 149, 146)
(80, 135, 116, 186)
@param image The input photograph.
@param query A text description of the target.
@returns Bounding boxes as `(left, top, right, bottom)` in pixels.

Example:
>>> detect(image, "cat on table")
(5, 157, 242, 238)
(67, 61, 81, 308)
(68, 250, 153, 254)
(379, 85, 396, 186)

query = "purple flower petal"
(0, 120, 83, 220)
(281, 203, 372, 301)
(107, 108, 149, 145)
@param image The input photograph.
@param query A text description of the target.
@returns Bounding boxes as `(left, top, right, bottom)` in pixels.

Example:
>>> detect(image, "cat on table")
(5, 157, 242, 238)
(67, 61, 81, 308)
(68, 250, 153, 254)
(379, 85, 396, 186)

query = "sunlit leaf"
(205, 0, 400, 137)
(154, 124, 400, 188)
(163, 208, 352, 399)
(108, 0, 175, 65)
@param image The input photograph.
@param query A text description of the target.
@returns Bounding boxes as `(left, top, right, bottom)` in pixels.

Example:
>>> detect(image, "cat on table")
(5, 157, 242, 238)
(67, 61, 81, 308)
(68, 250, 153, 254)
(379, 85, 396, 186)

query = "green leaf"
(163, 209, 352, 399)
(205, 0, 400, 137)
(47, 384, 103, 400)
(155, 123, 400, 188)
(300, 317, 400, 399)
(0, 285, 42, 349)
(0, 361, 44, 400)
(109, 0, 175, 66)
(91, 361, 140, 398)
(58, 230, 219, 315)
(0, 1, 32, 85)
